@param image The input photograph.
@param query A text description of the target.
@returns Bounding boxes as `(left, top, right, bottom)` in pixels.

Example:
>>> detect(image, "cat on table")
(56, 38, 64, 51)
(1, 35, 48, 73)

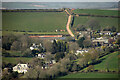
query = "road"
(65, 10, 75, 37)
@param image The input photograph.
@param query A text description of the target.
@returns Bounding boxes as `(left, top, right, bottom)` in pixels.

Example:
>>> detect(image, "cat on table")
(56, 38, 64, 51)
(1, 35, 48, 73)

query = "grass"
(6, 50, 22, 57)
(60, 72, 118, 78)
(73, 9, 119, 16)
(2, 57, 33, 64)
(2, 31, 69, 36)
(94, 51, 119, 71)
(73, 16, 118, 30)
(3, 12, 68, 32)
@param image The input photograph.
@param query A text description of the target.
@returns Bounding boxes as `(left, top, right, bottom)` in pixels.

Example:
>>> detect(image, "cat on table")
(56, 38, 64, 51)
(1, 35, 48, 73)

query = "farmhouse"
(13, 63, 29, 73)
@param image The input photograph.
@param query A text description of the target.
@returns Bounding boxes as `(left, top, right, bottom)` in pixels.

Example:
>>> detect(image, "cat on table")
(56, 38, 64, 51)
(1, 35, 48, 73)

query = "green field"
(73, 16, 118, 30)
(94, 52, 119, 71)
(60, 72, 118, 78)
(73, 9, 119, 16)
(2, 57, 33, 64)
(3, 12, 68, 32)
(6, 50, 22, 57)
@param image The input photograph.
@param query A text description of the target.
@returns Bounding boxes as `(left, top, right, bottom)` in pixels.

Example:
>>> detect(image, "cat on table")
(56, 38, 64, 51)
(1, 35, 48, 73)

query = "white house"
(117, 33, 120, 35)
(13, 64, 29, 73)
(75, 50, 88, 55)
(38, 53, 45, 59)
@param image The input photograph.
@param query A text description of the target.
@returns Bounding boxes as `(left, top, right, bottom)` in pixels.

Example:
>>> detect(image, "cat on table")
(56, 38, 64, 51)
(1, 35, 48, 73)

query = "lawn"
(73, 16, 118, 30)
(2, 57, 33, 64)
(6, 50, 22, 57)
(60, 72, 118, 78)
(3, 12, 68, 32)
(94, 51, 119, 71)
(73, 9, 119, 16)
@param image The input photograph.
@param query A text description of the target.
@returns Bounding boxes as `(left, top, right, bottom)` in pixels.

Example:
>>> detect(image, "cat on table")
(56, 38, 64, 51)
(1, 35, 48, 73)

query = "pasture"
(2, 57, 33, 64)
(3, 12, 68, 32)
(73, 16, 118, 30)
(94, 51, 119, 71)
(73, 9, 119, 16)
(60, 72, 118, 78)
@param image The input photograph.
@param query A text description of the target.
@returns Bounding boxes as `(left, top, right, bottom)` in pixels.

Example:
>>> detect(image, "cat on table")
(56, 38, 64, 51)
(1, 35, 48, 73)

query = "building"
(13, 64, 29, 73)
(75, 50, 88, 55)
(37, 53, 45, 59)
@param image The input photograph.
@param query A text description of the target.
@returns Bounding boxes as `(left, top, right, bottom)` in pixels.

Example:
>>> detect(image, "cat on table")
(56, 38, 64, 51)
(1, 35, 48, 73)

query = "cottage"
(13, 64, 29, 73)
(38, 53, 45, 59)
(75, 50, 88, 55)
(30, 43, 43, 50)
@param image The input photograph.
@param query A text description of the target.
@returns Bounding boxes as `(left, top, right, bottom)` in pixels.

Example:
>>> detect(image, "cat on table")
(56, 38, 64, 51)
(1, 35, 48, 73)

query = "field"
(73, 16, 118, 30)
(2, 57, 33, 64)
(73, 9, 119, 16)
(94, 51, 119, 71)
(3, 12, 68, 32)
(60, 72, 118, 78)
(59, 51, 119, 78)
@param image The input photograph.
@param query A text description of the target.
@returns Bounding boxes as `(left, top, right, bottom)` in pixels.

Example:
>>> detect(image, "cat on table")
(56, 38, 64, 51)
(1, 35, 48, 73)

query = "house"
(92, 39, 108, 43)
(101, 31, 113, 35)
(75, 50, 88, 55)
(30, 43, 43, 50)
(117, 33, 120, 35)
(37, 53, 45, 59)
(50, 60, 56, 64)
(13, 64, 29, 73)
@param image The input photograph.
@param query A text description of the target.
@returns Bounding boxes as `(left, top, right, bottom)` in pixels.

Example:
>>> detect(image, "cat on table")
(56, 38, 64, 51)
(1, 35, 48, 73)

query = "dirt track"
(65, 10, 75, 37)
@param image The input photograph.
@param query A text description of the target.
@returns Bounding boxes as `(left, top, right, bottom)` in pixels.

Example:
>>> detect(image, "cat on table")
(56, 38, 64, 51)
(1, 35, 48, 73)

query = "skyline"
(2, 0, 120, 2)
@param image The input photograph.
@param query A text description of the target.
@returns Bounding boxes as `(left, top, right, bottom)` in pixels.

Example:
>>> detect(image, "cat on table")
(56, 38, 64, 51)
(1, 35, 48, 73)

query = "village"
(6, 29, 119, 74)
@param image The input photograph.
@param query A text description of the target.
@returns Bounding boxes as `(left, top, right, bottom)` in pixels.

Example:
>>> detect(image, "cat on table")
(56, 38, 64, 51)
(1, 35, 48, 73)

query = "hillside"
(94, 51, 119, 71)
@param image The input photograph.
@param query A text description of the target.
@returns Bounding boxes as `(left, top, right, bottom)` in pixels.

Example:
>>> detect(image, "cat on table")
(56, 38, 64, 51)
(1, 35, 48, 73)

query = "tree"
(87, 65, 94, 72)
(45, 53, 53, 61)
(83, 39, 92, 48)
(54, 52, 65, 62)
(51, 40, 57, 54)
(23, 48, 33, 57)
(111, 26, 116, 32)
(69, 42, 79, 53)
(42, 40, 52, 52)
(2, 34, 17, 50)
(76, 37, 85, 48)
(76, 24, 87, 31)
(89, 48, 99, 63)
(11, 41, 21, 51)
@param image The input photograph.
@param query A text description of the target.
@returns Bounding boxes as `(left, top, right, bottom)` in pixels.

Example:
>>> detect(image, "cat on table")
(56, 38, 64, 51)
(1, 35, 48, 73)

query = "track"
(65, 10, 75, 37)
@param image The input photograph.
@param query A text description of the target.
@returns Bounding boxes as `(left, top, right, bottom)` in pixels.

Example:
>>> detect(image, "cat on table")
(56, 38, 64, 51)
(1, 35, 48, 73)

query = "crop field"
(94, 51, 119, 71)
(2, 57, 33, 64)
(73, 9, 119, 16)
(73, 16, 118, 30)
(60, 72, 118, 78)
(3, 12, 68, 32)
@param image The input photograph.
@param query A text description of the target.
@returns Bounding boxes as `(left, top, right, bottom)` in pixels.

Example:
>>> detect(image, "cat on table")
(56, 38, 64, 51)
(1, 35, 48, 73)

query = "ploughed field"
(73, 9, 119, 16)
(3, 12, 68, 32)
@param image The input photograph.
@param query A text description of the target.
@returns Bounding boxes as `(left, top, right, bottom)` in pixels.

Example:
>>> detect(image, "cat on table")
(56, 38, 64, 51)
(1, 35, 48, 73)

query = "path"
(65, 10, 75, 37)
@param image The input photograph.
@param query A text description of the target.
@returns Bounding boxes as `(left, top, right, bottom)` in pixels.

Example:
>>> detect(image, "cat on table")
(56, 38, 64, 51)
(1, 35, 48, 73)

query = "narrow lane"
(65, 10, 75, 37)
